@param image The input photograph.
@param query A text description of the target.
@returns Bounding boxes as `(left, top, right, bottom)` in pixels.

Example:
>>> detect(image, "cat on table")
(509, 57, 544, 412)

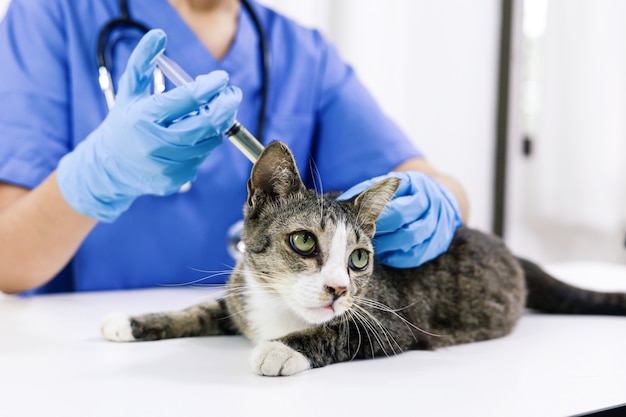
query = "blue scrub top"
(0, 0, 422, 294)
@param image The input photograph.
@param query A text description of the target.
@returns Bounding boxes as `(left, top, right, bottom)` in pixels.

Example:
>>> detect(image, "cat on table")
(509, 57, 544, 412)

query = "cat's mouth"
(307, 303, 335, 313)
(303, 300, 349, 324)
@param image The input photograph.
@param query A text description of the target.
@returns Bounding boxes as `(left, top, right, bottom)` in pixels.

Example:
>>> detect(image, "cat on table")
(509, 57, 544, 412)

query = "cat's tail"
(519, 257, 626, 315)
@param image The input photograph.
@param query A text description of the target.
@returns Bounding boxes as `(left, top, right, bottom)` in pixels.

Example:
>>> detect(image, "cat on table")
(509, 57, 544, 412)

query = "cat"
(101, 141, 626, 376)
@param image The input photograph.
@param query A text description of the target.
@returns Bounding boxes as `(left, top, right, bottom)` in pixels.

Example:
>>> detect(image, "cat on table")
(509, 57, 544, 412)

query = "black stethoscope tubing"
(97, 0, 269, 140)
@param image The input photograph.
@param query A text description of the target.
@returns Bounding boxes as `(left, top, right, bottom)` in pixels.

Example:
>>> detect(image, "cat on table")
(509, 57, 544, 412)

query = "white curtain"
(0, 0, 10, 17)
(260, 0, 501, 232)
(531, 0, 626, 234)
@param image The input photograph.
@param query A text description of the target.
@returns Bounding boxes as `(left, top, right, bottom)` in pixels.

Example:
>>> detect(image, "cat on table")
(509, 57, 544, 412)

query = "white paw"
(250, 341, 311, 376)
(100, 313, 135, 342)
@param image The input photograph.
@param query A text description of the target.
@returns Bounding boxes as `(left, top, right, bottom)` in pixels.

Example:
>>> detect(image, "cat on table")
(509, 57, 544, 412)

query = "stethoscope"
(96, 0, 270, 140)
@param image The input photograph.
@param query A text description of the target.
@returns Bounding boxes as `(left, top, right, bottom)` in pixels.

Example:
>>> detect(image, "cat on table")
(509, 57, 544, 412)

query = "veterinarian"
(0, 0, 468, 295)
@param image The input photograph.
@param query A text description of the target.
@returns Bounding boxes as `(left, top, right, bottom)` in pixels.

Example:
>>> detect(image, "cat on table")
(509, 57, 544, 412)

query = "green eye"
(289, 231, 317, 256)
(349, 249, 369, 271)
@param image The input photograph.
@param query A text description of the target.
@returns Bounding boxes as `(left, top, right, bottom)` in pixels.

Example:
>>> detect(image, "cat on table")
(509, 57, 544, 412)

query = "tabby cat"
(101, 141, 626, 376)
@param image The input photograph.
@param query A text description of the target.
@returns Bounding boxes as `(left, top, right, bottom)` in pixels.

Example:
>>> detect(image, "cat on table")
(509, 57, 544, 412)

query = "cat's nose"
(325, 285, 348, 300)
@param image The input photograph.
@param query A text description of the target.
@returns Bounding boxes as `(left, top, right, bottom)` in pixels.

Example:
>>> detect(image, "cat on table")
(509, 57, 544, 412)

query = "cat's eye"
(289, 231, 317, 256)
(349, 249, 369, 271)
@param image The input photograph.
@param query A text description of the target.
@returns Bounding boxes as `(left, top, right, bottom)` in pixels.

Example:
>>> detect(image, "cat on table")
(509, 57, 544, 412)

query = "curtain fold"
(532, 0, 626, 234)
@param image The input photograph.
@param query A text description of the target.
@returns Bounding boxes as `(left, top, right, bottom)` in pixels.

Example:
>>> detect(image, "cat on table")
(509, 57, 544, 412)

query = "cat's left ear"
(350, 178, 400, 237)
(246, 141, 306, 211)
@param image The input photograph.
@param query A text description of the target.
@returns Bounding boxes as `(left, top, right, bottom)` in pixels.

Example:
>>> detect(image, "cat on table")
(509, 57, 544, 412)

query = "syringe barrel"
(225, 122, 264, 163)
(153, 53, 193, 87)
(153, 52, 264, 163)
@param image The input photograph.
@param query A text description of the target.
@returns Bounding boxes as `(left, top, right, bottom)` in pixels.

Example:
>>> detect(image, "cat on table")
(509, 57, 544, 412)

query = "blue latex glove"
(338, 171, 463, 268)
(57, 29, 242, 222)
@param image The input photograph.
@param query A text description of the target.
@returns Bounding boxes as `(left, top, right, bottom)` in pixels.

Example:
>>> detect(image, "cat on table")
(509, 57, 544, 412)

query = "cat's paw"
(100, 313, 135, 342)
(250, 341, 311, 376)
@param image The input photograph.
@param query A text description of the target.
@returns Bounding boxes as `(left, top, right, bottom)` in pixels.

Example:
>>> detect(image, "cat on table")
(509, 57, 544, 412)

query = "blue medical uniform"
(0, 0, 422, 294)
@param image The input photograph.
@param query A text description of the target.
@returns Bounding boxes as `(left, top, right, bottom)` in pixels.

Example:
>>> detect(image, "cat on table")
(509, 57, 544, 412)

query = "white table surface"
(1, 262, 625, 417)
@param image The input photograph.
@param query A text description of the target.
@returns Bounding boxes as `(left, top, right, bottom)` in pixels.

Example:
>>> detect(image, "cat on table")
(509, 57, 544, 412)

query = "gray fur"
(103, 142, 626, 375)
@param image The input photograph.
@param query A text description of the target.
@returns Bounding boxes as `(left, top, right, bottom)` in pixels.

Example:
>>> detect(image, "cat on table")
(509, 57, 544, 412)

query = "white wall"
(261, 0, 502, 232)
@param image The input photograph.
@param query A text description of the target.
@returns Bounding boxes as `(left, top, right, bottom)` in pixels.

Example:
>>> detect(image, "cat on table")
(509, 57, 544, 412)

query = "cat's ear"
(351, 177, 400, 237)
(246, 141, 305, 211)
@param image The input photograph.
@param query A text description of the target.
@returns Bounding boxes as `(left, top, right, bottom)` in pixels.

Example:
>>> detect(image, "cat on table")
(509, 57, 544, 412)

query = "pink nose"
(325, 285, 347, 300)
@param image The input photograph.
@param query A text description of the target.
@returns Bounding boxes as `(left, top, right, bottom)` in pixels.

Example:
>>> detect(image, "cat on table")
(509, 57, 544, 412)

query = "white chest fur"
(244, 269, 312, 343)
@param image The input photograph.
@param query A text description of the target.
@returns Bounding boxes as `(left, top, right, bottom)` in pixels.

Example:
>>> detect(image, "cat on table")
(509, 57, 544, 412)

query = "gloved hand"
(57, 29, 242, 222)
(338, 171, 463, 268)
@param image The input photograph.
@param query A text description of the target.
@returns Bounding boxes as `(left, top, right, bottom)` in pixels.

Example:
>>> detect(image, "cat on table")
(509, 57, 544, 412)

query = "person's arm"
(0, 30, 242, 294)
(0, 175, 97, 294)
(393, 156, 469, 223)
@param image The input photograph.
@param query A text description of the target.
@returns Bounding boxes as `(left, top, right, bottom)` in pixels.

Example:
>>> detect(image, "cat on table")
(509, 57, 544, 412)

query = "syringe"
(153, 51, 264, 163)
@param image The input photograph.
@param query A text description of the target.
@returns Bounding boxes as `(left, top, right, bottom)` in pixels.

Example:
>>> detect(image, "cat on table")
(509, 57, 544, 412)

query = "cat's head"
(241, 142, 399, 325)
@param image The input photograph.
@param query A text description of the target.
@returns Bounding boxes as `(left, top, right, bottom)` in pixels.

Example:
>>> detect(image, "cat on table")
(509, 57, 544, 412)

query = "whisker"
(345, 311, 364, 361)
(309, 157, 324, 197)
(350, 307, 391, 357)
(354, 296, 445, 338)
(306, 158, 326, 223)
(348, 308, 389, 356)
(220, 291, 284, 322)
(352, 304, 403, 355)
(157, 270, 234, 287)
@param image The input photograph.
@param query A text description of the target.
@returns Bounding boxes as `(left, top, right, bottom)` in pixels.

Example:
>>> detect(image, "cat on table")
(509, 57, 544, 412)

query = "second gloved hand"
(338, 171, 463, 268)
(57, 29, 242, 222)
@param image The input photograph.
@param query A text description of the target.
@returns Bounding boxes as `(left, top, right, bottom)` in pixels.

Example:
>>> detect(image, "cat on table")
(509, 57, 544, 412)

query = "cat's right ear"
(351, 178, 400, 237)
(246, 141, 305, 213)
